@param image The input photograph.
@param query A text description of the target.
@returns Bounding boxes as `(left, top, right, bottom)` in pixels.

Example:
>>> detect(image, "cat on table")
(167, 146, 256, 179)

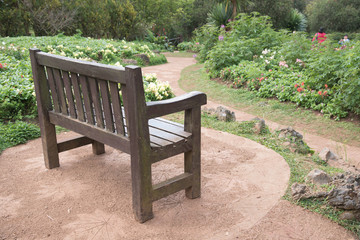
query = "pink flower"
(221, 25, 225, 28)
(296, 58, 302, 63)
(301, 82, 304, 86)
(218, 35, 224, 41)
(193, 54, 197, 58)
(297, 87, 303, 92)
(196, 42, 199, 45)
(325, 84, 328, 88)
(318, 91, 322, 95)
(0, 63, 2, 69)
(279, 61, 288, 68)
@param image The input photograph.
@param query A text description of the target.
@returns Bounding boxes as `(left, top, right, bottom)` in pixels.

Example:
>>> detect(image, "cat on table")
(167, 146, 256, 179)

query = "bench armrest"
(146, 91, 207, 119)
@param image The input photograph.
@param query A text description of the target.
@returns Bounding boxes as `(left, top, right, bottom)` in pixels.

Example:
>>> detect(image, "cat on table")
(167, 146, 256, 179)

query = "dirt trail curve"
(142, 55, 358, 239)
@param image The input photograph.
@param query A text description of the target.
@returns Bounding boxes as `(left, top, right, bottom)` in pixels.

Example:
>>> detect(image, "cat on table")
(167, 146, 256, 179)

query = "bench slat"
(62, 71, 77, 118)
(149, 118, 191, 138)
(149, 135, 173, 147)
(79, 75, 95, 125)
(53, 68, 68, 115)
(109, 82, 125, 135)
(88, 77, 104, 128)
(36, 52, 126, 84)
(49, 111, 130, 154)
(149, 126, 185, 143)
(70, 72, 85, 122)
(99, 80, 115, 132)
(46, 67, 60, 113)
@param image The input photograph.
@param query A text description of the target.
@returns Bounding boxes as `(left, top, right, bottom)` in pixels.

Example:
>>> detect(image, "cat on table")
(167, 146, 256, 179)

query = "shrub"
(0, 121, 40, 153)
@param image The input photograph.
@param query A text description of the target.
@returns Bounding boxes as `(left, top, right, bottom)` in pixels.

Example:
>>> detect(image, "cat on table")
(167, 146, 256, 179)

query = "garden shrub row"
(0, 35, 170, 122)
(194, 13, 360, 120)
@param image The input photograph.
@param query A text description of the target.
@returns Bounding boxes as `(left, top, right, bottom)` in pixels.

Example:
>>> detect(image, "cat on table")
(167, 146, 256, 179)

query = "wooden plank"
(149, 135, 173, 147)
(185, 107, 201, 199)
(62, 70, 76, 118)
(49, 111, 131, 154)
(53, 68, 68, 115)
(151, 139, 193, 163)
(99, 80, 115, 132)
(57, 136, 93, 152)
(79, 75, 95, 125)
(146, 91, 207, 119)
(46, 67, 61, 113)
(149, 118, 191, 138)
(152, 173, 193, 202)
(124, 66, 153, 223)
(109, 82, 125, 135)
(36, 51, 126, 83)
(151, 117, 184, 128)
(30, 49, 59, 169)
(149, 127, 184, 143)
(88, 77, 104, 128)
(70, 72, 85, 122)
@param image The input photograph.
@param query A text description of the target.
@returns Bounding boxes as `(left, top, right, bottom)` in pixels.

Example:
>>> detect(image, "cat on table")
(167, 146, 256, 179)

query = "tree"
(306, 0, 360, 32)
(246, 0, 293, 29)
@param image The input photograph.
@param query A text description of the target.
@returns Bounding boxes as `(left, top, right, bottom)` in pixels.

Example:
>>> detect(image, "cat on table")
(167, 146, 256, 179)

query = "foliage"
(287, 8, 307, 32)
(306, 0, 360, 33)
(0, 36, 168, 122)
(0, 121, 40, 153)
(0, 0, 30, 37)
(245, 0, 293, 29)
(201, 13, 360, 119)
(207, 3, 233, 27)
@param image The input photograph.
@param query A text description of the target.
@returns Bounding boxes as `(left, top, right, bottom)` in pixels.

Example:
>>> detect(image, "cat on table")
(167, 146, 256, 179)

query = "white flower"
(114, 62, 123, 67)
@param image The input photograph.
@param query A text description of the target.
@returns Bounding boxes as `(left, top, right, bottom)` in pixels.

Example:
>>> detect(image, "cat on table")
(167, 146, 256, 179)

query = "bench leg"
(92, 141, 105, 155)
(41, 122, 60, 169)
(185, 107, 201, 199)
(185, 149, 201, 199)
(131, 155, 154, 223)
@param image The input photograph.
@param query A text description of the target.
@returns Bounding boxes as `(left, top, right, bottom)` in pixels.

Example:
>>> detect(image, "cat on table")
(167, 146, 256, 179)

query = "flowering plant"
(143, 73, 174, 101)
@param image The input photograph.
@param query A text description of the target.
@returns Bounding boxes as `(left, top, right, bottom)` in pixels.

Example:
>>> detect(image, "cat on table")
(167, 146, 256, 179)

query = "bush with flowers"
(0, 36, 171, 123)
(199, 13, 360, 120)
(143, 73, 174, 102)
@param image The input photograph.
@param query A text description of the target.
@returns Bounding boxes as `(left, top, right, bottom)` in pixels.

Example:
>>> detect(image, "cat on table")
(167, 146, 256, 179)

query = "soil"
(0, 55, 359, 239)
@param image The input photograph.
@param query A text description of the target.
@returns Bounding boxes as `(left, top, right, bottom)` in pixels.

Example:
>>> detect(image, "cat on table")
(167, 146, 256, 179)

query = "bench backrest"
(30, 49, 151, 154)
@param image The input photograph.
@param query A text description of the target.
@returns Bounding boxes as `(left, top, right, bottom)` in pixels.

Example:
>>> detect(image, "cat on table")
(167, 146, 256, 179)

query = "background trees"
(0, 0, 359, 39)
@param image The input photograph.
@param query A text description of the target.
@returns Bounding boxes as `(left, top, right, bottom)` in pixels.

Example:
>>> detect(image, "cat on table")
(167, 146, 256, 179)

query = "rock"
(339, 210, 360, 221)
(134, 54, 150, 65)
(319, 147, 339, 162)
(278, 127, 303, 141)
(215, 106, 236, 122)
(307, 169, 331, 185)
(122, 59, 138, 65)
(251, 117, 266, 134)
(328, 187, 360, 210)
(291, 182, 307, 200)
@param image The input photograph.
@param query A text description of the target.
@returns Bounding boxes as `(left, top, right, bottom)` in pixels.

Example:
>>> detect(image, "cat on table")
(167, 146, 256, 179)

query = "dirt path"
(142, 56, 358, 239)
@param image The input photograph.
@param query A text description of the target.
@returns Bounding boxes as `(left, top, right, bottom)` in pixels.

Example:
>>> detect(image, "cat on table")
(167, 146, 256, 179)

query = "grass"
(178, 63, 360, 148)
(166, 112, 359, 236)
(174, 63, 360, 237)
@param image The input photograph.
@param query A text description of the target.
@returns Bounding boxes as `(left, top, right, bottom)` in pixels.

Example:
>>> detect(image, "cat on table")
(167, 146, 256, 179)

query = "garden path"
(141, 55, 359, 239)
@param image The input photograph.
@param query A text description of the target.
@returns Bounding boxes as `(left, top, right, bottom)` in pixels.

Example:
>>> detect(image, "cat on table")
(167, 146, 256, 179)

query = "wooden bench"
(29, 49, 207, 223)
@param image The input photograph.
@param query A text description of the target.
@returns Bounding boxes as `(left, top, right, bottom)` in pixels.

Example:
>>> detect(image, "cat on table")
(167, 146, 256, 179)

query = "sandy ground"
(0, 55, 358, 239)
